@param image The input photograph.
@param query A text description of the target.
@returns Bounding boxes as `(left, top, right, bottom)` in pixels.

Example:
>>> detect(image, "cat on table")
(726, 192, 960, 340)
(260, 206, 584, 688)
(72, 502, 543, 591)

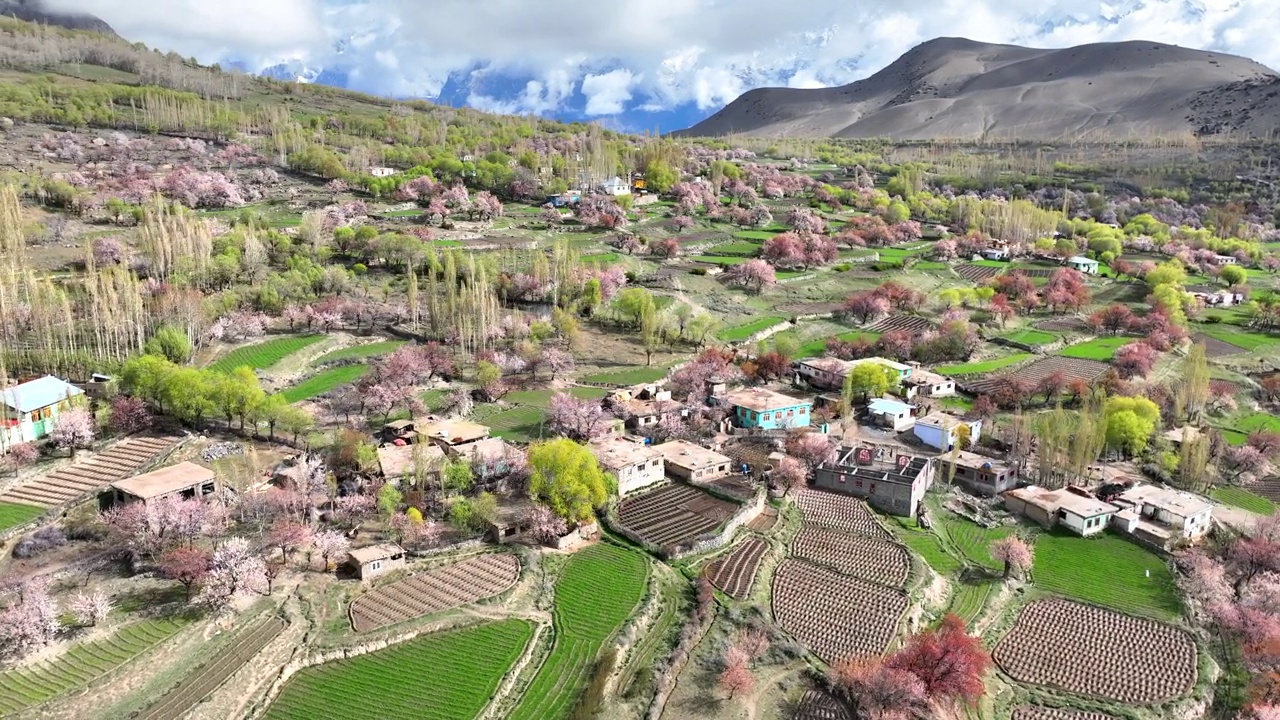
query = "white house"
(589, 436, 665, 495)
(1066, 256, 1099, 274)
(1, 375, 84, 448)
(368, 167, 399, 178)
(901, 368, 955, 400)
(795, 357, 912, 391)
(913, 412, 982, 452)
(1210, 254, 1238, 265)
(600, 176, 632, 196)
(1004, 486, 1117, 537)
(1114, 484, 1213, 543)
(980, 249, 1009, 261)
(867, 398, 916, 432)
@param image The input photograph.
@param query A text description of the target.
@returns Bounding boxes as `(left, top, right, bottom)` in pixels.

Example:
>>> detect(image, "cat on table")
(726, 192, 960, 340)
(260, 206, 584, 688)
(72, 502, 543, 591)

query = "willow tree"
(1177, 344, 1210, 424)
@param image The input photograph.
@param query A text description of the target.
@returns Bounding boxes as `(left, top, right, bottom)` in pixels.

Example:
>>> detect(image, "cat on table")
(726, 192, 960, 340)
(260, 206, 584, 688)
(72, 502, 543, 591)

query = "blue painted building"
(721, 388, 812, 430)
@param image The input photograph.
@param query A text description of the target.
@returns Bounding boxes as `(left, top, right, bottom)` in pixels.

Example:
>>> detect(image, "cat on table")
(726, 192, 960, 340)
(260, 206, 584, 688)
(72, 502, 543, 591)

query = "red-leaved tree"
(883, 614, 990, 706)
(989, 536, 1033, 579)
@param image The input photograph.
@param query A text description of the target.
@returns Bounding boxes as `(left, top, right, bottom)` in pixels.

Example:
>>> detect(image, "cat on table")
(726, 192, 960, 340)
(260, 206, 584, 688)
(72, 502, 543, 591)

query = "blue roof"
(868, 398, 913, 414)
(0, 375, 83, 413)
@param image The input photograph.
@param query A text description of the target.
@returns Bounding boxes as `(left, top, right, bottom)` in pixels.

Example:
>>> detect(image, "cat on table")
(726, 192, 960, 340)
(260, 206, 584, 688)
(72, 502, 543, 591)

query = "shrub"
(834, 263, 852, 272)
(12, 526, 66, 559)
(690, 268, 708, 276)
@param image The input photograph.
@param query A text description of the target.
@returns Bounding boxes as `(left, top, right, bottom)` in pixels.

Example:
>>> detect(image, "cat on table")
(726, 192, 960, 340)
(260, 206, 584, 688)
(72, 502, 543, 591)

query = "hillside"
(0, 0, 116, 36)
(679, 38, 1280, 141)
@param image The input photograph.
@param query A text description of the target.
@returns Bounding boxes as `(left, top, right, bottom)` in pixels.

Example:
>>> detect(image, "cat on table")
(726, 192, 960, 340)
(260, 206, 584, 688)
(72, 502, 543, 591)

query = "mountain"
(678, 38, 1280, 141)
(0, 0, 116, 36)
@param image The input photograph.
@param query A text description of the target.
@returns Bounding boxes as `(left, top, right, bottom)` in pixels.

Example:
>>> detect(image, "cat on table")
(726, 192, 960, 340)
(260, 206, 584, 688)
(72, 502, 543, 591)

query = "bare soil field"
(1193, 332, 1246, 357)
(1035, 317, 1089, 333)
(790, 527, 910, 588)
(0, 435, 184, 507)
(747, 507, 779, 533)
(772, 559, 908, 664)
(993, 600, 1197, 703)
(793, 488, 891, 540)
(957, 264, 1006, 282)
(794, 690, 851, 720)
(615, 482, 740, 554)
(866, 314, 938, 336)
(1012, 708, 1117, 720)
(705, 536, 769, 599)
(962, 356, 1110, 396)
(349, 554, 520, 633)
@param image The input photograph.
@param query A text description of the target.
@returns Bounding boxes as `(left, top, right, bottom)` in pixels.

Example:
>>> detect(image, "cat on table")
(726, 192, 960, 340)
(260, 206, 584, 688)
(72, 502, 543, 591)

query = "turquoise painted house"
(722, 388, 812, 430)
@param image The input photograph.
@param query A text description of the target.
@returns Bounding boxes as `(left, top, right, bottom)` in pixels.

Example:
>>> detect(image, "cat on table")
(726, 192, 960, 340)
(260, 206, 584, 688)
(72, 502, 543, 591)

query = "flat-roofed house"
(867, 398, 916, 432)
(1003, 485, 1117, 536)
(419, 418, 490, 452)
(654, 440, 733, 482)
(913, 412, 982, 452)
(1066, 256, 1099, 274)
(720, 388, 812, 430)
(1, 375, 85, 447)
(589, 436, 665, 495)
(901, 368, 955, 400)
(347, 543, 406, 580)
(945, 450, 1017, 496)
(377, 442, 446, 486)
(110, 462, 219, 507)
(813, 448, 934, 516)
(1114, 484, 1213, 543)
(794, 357, 912, 391)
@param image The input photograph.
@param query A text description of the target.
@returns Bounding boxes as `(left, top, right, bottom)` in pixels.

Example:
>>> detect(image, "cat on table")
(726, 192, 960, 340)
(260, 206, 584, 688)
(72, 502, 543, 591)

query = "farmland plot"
(747, 506, 778, 533)
(265, 619, 533, 720)
(207, 335, 323, 373)
(706, 536, 769, 599)
(1013, 708, 1117, 720)
(866, 314, 937, 336)
(615, 483, 740, 554)
(793, 488, 891, 540)
(961, 356, 1109, 396)
(957, 264, 1006, 282)
(350, 554, 520, 633)
(794, 689, 852, 720)
(993, 600, 1196, 703)
(0, 435, 183, 508)
(791, 526, 910, 588)
(772, 559, 908, 664)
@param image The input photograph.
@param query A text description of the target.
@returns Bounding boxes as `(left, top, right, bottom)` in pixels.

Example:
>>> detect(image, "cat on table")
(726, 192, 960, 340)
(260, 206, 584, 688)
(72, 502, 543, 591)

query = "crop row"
(207, 334, 323, 373)
(706, 536, 768, 599)
(1013, 707, 1116, 720)
(350, 554, 520, 633)
(793, 488, 891, 539)
(791, 527, 910, 588)
(772, 559, 907, 664)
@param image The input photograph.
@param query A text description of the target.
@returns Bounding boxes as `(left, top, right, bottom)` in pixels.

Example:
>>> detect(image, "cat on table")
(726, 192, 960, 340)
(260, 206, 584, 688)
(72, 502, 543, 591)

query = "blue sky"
(52, 0, 1280, 128)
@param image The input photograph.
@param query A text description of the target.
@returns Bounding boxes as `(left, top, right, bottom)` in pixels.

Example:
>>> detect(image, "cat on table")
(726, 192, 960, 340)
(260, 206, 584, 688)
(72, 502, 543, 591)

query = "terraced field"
(310, 340, 406, 366)
(0, 435, 183, 508)
(265, 619, 533, 720)
(793, 488, 891, 539)
(207, 335, 324, 373)
(706, 536, 769, 599)
(281, 365, 369, 403)
(350, 554, 520, 633)
(791, 527, 910, 588)
(772, 559, 908, 664)
(0, 501, 44, 533)
(615, 482, 739, 554)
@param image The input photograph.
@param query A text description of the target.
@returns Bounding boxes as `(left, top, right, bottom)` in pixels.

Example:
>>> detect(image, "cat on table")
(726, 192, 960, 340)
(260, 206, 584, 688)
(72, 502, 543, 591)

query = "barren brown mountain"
(679, 37, 1280, 141)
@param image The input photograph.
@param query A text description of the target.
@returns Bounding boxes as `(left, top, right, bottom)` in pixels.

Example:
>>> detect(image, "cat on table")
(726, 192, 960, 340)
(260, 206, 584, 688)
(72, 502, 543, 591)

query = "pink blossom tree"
(91, 236, 127, 266)
(1223, 445, 1269, 483)
(158, 546, 212, 600)
(5, 442, 39, 471)
(1113, 342, 1160, 379)
(722, 259, 776, 294)
(523, 505, 569, 545)
(50, 407, 95, 456)
(0, 578, 60, 659)
(785, 432, 838, 472)
(651, 238, 682, 258)
(68, 590, 112, 627)
(108, 395, 152, 435)
(266, 518, 313, 563)
(195, 537, 269, 612)
(772, 457, 808, 496)
(547, 392, 614, 442)
(843, 291, 891, 323)
(989, 536, 1033, 579)
(312, 529, 350, 571)
(540, 348, 575, 379)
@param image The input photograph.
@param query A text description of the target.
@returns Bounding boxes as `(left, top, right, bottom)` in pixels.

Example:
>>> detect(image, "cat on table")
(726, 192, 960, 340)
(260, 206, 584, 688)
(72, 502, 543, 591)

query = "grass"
(1057, 336, 1129, 360)
(1237, 412, 1280, 434)
(711, 242, 763, 255)
(504, 387, 610, 409)
(484, 406, 548, 443)
(948, 580, 995, 624)
(579, 366, 669, 386)
(914, 261, 950, 271)
(1198, 325, 1278, 351)
(508, 544, 648, 720)
(310, 340, 406, 366)
(381, 209, 423, 217)
(998, 329, 1058, 347)
(937, 514, 1013, 572)
(281, 365, 369, 403)
(972, 259, 1010, 268)
(207, 335, 324, 373)
(1211, 486, 1276, 515)
(717, 316, 785, 342)
(0, 501, 45, 533)
(582, 252, 621, 264)
(886, 520, 963, 575)
(690, 255, 748, 265)
(936, 353, 1034, 376)
(265, 619, 534, 720)
(1033, 529, 1182, 623)
(0, 618, 187, 716)
(733, 230, 777, 241)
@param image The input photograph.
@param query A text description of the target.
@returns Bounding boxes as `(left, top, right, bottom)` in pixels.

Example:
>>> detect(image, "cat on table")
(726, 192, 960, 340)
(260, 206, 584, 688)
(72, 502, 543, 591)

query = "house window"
(854, 480, 862, 488)
(370, 560, 382, 572)
(799, 407, 806, 415)
(762, 412, 771, 421)
(787, 409, 795, 417)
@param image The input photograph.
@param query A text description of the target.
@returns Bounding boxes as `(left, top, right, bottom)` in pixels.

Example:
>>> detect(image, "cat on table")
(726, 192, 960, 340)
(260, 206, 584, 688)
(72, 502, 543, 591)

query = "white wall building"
(590, 437, 665, 495)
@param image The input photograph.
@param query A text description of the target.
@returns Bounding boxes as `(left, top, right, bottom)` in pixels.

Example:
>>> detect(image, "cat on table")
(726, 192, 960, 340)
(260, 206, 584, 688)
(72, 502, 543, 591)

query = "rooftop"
(1008, 486, 1117, 518)
(654, 439, 732, 469)
(377, 442, 446, 478)
(1118, 484, 1213, 518)
(1067, 256, 1098, 265)
(825, 446, 930, 485)
(0, 375, 83, 413)
(449, 437, 508, 463)
(868, 397, 913, 415)
(905, 368, 950, 386)
(347, 543, 405, 565)
(589, 436, 662, 471)
(916, 412, 968, 429)
(948, 450, 1010, 471)
(111, 461, 215, 500)
(851, 357, 912, 372)
(721, 387, 810, 412)
(418, 418, 490, 445)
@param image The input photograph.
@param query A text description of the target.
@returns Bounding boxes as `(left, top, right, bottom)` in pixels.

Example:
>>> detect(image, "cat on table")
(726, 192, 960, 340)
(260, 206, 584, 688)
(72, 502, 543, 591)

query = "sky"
(48, 0, 1280, 125)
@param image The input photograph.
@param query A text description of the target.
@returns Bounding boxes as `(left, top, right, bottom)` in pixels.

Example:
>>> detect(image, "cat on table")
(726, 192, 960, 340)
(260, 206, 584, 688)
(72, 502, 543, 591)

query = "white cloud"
(55, 0, 1280, 119)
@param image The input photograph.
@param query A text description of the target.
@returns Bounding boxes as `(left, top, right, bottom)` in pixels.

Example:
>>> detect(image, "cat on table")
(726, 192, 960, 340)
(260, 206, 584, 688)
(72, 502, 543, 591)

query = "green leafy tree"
(1219, 264, 1247, 287)
(378, 483, 403, 517)
(613, 287, 655, 328)
(1104, 396, 1161, 456)
(144, 325, 193, 364)
(443, 460, 474, 492)
(844, 362, 898, 400)
(1145, 259, 1186, 288)
(528, 438, 611, 522)
(644, 160, 679, 193)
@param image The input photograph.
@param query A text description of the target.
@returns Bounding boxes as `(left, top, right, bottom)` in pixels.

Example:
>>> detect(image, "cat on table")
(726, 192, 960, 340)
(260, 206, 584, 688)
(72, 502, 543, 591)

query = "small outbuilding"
(589, 436, 665, 495)
(913, 412, 982, 452)
(1003, 485, 1117, 536)
(654, 440, 733, 482)
(867, 398, 916, 432)
(110, 461, 218, 507)
(347, 543, 406, 580)
(1066, 256, 1099, 275)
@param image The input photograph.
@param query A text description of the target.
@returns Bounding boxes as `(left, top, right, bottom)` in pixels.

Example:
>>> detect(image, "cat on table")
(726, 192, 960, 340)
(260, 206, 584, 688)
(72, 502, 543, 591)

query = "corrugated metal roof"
(0, 375, 83, 413)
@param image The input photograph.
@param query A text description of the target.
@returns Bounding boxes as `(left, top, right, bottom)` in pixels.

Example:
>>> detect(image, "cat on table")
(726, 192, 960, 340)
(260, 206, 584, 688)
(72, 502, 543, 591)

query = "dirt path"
(744, 665, 804, 720)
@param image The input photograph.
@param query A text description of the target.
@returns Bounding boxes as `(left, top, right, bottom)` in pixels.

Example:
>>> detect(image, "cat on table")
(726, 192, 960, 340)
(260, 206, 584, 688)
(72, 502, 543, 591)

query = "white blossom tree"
(312, 530, 350, 571)
(50, 407, 95, 456)
(195, 537, 268, 612)
(68, 590, 112, 626)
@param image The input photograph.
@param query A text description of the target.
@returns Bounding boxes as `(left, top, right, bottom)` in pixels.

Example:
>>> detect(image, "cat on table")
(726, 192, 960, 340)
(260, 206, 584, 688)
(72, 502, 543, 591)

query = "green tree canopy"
(1104, 396, 1160, 456)
(527, 438, 612, 522)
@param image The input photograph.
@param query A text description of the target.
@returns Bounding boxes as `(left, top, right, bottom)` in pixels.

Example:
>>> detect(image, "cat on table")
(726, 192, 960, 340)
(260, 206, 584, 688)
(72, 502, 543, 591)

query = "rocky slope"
(679, 38, 1280, 141)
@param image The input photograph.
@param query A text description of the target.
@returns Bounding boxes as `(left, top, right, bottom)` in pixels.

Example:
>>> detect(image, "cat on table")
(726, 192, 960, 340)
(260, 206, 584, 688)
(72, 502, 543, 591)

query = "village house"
(347, 543, 406, 580)
(376, 442, 446, 486)
(913, 412, 982, 452)
(418, 418, 491, 452)
(1066, 256, 1099, 275)
(813, 447, 935, 517)
(1210, 254, 1238, 265)
(368, 167, 399, 178)
(589, 436, 665, 495)
(1113, 484, 1213, 544)
(900, 368, 955, 400)
(867, 397, 916, 432)
(1, 375, 85, 447)
(719, 388, 812, 430)
(944, 450, 1017, 496)
(793, 357, 912, 391)
(980, 248, 1009, 261)
(600, 176, 632, 196)
(1186, 285, 1244, 307)
(608, 384, 680, 430)
(109, 462, 219, 507)
(654, 440, 733, 482)
(1003, 485, 1117, 536)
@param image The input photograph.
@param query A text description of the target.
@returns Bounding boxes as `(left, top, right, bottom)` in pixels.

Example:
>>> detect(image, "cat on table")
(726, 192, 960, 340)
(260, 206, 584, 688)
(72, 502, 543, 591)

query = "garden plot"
(349, 554, 520, 633)
(772, 559, 908, 664)
(993, 600, 1196, 704)
(793, 488, 892, 540)
(1035, 317, 1088, 333)
(791, 526, 910, 588)
(0, 435, 183, 508)
(866, 314, 937, 336)
(747, 506, 779, 533)
(706, 536, 769, 599)
(957, 264, 1006, 282)
(1013, 708, 1117, 720)
(794, 690, 851, 720)
(615, 483, 740, 554)
(961, 356, 1109, 396)
(1192, 332, 1246, 357)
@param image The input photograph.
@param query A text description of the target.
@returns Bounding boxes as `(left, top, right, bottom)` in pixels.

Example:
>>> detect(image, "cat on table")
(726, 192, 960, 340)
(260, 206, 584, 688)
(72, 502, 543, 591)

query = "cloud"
(54, 0, 1280, 120)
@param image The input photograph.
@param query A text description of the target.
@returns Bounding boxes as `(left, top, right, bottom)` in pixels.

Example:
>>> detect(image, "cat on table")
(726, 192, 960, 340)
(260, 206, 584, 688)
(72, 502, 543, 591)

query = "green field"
(484, 406, 548, 443)
(999, 329, 1058, 347)
(913, 261, 950, 271)
(579, 366, 669, 385)
(690, 255, 748, 265)
(887, 521, 963, 576)
(937, 515, 1014, 572)
(1235, 412, 1280, 434)
(733, 230, 777, 241)
(717, 316, 785, 342)
(711, 242, 764, 255)
(0, 501, 45, 533)
(1211, 486, 1277, 515)
(265, 620, 534, 720)
(936, 353, 1034, 376)
(948, 580, 995, 624)
(1033, 530, 1182, 622)
(504, 387, 610, 409)
(0, 618, 187, 716)
(1057, 336, 1128, 360)
(311, 340, 406, 366)
(282, 365, 370, 403)
(1198, 325, 1276, 350)
(508, 545, 648, 720)
(207, 335, 324, 373)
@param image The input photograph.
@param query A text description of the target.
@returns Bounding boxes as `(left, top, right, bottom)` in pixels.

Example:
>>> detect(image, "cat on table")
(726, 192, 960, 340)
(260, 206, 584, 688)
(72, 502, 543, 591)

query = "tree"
(378, 483, 403, 517)
(0, 578, 59, 659)
(144, 325, 193, 364)
(523, 505, 569, 545)
(1113, 342, 1159, 379)
(989, 536, 1033, 579)
(266, 518, 312, 562)
(845, 361, 898, 400)
(1221, 264, 1248, 287)
(195, 537, 269, 612)
(843, 291, 891, 324)
(772, 457, 807, 496)
(50, 407, 95, 455)
(527, 438, 611, 522)
(1223, 445, 1269, 483)
(639, 299, 663, 366)
(547, 392, 614, 442)
(718, 656, 754, 699)
(1104, 396, 1161, 456)
(4, 442, 39, 472)
(159, 546, 212, 600)
(785, 431, 838, 472)
(722, 259, 776, 293)
(68, 590, 112, 626)
(108, 395, 152, 434)
(884, 614, 990, 705)
(312, 530, 349, 571)
(1087, 304, 1136, 335)
(831, 657, 925, 720)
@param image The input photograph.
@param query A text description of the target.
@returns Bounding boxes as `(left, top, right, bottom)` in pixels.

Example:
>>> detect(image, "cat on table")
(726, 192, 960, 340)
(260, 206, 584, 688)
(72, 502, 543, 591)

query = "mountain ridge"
(0, 0, 116, 36)
(678, 38, 1280, 140)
